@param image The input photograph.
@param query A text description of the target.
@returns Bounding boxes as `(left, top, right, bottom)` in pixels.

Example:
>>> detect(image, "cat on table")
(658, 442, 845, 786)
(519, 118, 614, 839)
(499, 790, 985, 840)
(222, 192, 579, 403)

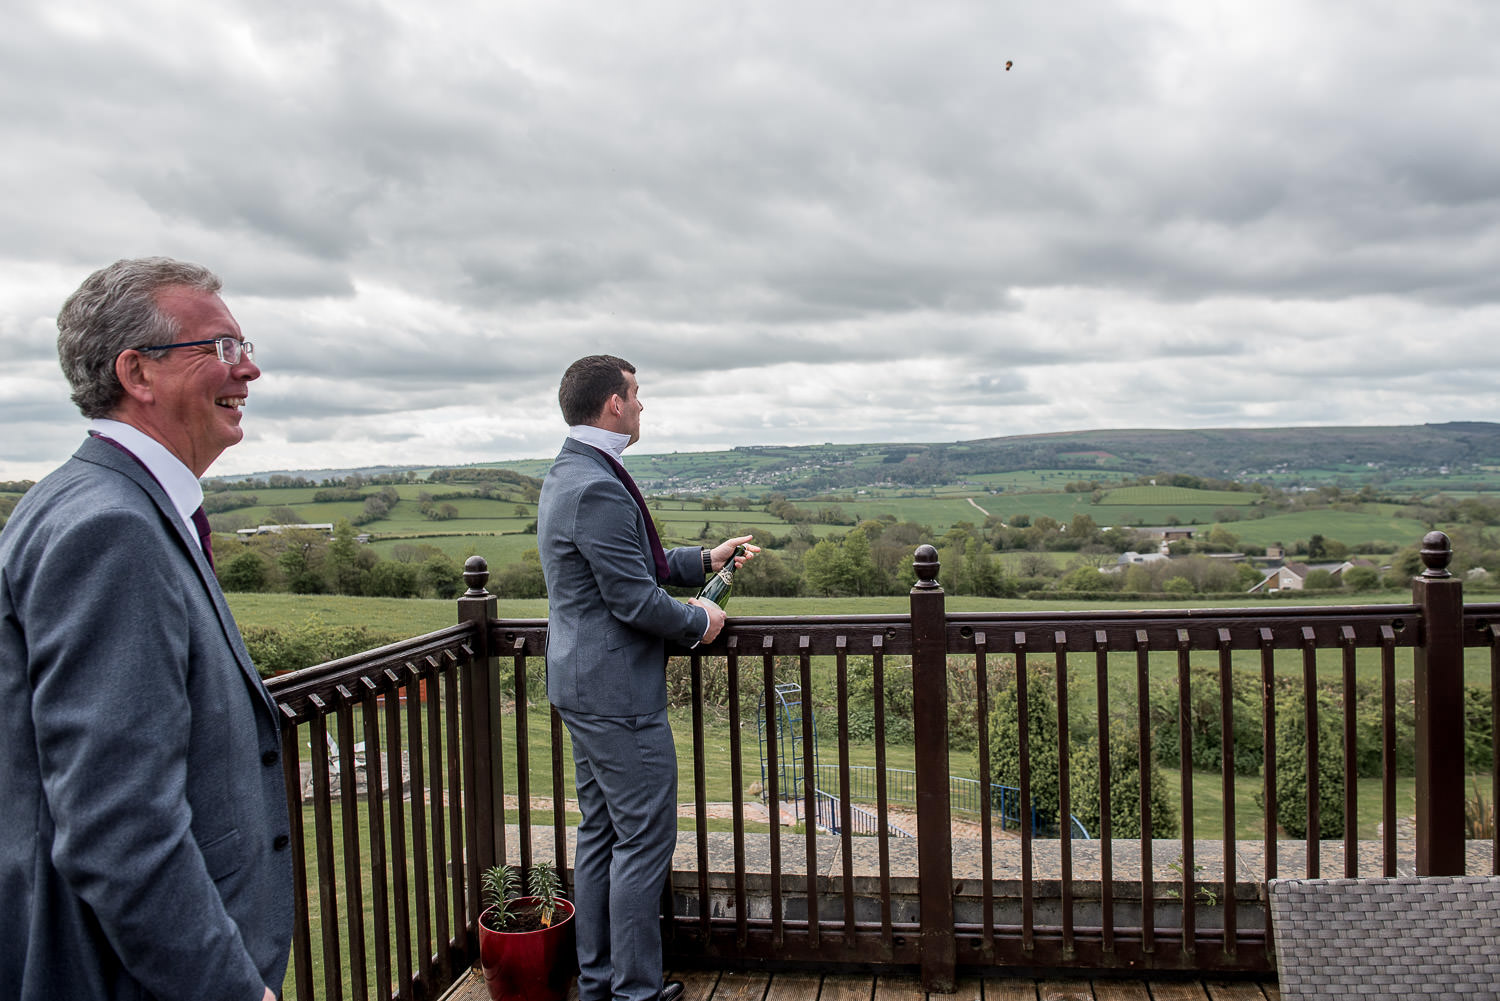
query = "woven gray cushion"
(1269, 876, 1500, 998)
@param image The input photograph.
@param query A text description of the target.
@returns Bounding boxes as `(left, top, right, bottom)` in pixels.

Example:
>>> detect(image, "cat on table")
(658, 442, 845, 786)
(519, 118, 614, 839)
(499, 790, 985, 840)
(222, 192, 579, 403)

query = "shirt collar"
(89, 418, 205, 524)
(567, 424, 631, 460)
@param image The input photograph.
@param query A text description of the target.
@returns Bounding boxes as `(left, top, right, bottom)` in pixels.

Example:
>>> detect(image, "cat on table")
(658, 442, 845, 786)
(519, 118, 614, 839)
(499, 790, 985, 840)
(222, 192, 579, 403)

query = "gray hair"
(56, 257, 223, 418)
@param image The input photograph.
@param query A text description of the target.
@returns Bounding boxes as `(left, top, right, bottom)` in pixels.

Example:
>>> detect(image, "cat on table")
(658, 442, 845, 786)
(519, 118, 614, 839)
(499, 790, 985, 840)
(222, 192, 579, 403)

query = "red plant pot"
(478, 898, 577, 1001)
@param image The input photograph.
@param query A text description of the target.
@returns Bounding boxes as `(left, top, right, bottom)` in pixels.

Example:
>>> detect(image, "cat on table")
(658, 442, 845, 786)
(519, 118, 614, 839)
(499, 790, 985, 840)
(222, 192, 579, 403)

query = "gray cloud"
(2, 0, 1498, 481)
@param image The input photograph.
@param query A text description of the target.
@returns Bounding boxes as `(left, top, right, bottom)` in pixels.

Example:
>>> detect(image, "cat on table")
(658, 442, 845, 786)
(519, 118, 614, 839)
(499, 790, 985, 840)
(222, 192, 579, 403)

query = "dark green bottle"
(697, 545, 747, 608)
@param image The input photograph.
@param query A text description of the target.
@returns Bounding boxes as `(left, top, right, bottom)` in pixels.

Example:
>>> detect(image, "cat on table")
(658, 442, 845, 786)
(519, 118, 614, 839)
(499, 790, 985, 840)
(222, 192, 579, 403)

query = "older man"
(0, 258, 292, 1001)
(537, 355, 754, 1001)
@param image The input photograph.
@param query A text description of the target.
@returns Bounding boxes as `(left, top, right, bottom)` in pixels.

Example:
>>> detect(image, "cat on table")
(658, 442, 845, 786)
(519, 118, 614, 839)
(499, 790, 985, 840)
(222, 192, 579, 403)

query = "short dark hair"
(57, 257, 222, 418)
(558, 355, 635, 426)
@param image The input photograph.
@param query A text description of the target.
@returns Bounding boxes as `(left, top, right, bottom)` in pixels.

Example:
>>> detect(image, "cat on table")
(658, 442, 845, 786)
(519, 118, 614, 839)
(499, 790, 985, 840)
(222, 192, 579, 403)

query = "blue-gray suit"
(537, 438, 707, 1001)
(0, 436, 293, 1001)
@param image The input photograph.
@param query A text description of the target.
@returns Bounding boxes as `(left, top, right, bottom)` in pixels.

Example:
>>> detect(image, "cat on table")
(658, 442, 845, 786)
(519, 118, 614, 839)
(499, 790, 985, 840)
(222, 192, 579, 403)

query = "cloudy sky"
(3, 0, 1497, 481)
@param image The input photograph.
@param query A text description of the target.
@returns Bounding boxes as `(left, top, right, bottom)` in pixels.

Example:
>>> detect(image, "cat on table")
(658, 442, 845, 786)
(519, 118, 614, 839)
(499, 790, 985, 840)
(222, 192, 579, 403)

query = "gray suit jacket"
(0, 436, 293, 1001)
(537, 438, 708, 716)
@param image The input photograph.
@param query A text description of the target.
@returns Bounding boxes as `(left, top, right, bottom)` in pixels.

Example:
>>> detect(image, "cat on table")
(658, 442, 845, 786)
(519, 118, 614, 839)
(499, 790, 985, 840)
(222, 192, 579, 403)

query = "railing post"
(910, 544, 956, 992)
(458, 557, 500, 922)
(1412, 531, 1466, 875)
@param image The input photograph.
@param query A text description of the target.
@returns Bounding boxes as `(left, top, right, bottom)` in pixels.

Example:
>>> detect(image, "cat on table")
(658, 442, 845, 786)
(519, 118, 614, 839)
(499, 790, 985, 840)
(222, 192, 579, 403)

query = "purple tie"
(191, 506, 215, 569)
(589, 446, 670, 582)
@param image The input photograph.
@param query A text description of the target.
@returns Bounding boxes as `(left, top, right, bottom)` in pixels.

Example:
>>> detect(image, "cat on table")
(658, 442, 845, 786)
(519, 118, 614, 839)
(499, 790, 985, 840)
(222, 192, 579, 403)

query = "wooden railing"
(265, 531, 1499, 998)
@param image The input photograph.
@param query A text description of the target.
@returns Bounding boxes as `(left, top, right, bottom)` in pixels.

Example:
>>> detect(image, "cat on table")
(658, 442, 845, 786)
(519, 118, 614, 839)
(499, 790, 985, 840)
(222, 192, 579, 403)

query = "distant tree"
(1304, 569, 1337, 590)
(804, 539, 856, 596)
(422, 555, 464, 599)
(492, 549, 547, 599)
(734, 548, 802, 596)
(1343, 566, 1380, 592)
(1059, 565, 1112, 592)
(219, 551, 269, 592)
(364, 560, 420, 598)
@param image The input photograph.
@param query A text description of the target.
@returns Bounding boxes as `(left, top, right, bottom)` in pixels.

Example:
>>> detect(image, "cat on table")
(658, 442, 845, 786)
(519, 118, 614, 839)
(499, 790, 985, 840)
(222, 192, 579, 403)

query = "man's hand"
(709, 535, 761, 573)
(264, 989, 277, 1001)
(688, 597, 727, 643)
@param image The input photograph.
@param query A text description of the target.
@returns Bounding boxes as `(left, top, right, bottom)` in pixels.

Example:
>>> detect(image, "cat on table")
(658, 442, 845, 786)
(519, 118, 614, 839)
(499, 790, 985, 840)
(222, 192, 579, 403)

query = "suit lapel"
(77, 438, 276, 718)
(559, 439, 659, 576)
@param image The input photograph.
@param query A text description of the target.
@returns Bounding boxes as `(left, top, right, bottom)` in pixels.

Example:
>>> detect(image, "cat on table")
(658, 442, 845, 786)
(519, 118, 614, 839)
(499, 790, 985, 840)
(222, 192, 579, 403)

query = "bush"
(1072, 719, 1178, 839)
(1152, 665, 1264, 776)
(989, 662, 1062, 826)
(1466, 685, 1496, 773)
(241, 614, 400, 677)
(1262, 688, 1345, 839)
(219, 550, 269, 592)
(665, 655, 765, 717)
(847, 656, 915, 745)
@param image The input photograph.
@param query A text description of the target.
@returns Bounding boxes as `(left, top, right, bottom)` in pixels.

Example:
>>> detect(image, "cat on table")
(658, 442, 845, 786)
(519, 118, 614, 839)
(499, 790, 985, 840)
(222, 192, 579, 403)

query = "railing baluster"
(309, 698, 344, 1001)
(1259, 627, 1276, 883)
(798, 634, 820, 948)
(403, 664, 432, 991)
(1216, 629, 1236, 960)
(1381, 625, 1397, 877)
(281, 707, 314, 1000)
(422, 657, 450, 985)
(872, 634, 893, 950)
(383, 668, 413, 997)
(512, 639, 532, 875)
(1093, 630, 1112, 957)
(1054, 630, 1073, 957)
(336, 687, 368, 1001)
(725, 636, 748, 948)
(1134, 630, 1153, 957)
(443, 663, 466, 960)
(1016, 630, 1033, 954)
(835, 635, 856, 945)
(761, 635, 782, 947)
(1340, 626, 1358, 877)
(975, 631, 995, 960)
(361, 677, 391, 999)
(1300, 626, 1319, 879)
(691, 651, 710, 941)
(1175, 630, 1194, 962)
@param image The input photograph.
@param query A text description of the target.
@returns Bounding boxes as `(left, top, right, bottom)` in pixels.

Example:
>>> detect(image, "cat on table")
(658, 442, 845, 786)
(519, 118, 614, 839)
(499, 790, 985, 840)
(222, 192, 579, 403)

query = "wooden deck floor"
(441, 967, 1279, 1001)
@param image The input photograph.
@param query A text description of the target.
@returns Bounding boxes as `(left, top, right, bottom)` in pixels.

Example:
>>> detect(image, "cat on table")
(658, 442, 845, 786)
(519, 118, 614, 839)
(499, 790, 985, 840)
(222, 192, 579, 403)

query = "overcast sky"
(3, 0, 1497, 481)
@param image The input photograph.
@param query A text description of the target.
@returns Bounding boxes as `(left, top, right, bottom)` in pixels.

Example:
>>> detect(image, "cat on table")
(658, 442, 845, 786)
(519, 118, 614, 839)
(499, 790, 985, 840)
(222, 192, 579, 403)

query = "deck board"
(437, 967, 1276, 1001)
(763, 971, 827, 1001)
(817, 973, 875, 1001)
(712, 969, 772, 1001)
(981, 977, 1040, 1001)
(1203, 983, 1269, 1001)
(675, 969, 725, 1001)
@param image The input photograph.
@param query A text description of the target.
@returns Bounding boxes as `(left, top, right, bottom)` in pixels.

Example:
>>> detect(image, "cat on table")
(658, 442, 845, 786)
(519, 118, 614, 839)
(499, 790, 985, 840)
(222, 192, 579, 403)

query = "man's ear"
(114, 350, 156, 406)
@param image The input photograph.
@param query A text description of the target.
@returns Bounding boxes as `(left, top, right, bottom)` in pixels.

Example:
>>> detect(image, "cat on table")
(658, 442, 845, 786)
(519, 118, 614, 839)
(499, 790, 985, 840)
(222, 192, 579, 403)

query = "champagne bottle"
(697, 545, 747, 608)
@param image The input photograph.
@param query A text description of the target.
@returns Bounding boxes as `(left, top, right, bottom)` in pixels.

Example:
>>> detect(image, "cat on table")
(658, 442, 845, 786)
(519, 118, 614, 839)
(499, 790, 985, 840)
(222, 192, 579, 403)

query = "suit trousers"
(557, 706, 678, 1001)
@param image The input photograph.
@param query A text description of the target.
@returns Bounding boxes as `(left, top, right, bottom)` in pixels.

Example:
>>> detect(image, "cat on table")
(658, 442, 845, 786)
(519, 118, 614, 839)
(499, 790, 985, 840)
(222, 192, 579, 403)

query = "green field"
(1211, 507, 1430, 551)
(1100, 485, 1257, 507)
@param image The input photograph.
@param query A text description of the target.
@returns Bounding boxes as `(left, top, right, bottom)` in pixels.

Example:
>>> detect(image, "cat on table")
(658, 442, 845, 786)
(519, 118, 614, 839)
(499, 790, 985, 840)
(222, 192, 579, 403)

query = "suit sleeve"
(573, 479, 708, 643)
(25, 505, 267, 1001)
(664, 545, 708, 589)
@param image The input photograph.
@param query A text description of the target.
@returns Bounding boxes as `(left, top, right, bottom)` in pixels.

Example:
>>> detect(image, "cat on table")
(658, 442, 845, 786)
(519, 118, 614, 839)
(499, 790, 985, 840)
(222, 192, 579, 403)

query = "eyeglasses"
(134, 336, 255, 365)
